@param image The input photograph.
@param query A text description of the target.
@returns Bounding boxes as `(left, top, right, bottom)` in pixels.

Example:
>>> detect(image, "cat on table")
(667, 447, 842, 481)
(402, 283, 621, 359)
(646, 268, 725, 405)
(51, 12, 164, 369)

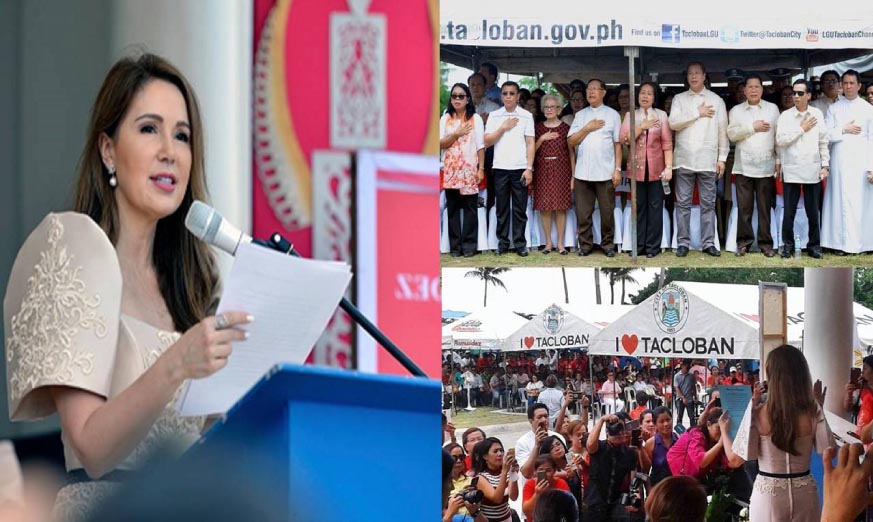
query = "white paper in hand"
(175, 242, 352, 416)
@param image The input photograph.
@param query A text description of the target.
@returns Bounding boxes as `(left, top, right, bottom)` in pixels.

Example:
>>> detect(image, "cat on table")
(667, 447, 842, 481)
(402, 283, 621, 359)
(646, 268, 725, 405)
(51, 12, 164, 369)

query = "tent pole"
(625, 46, 639, 263)
(451, 344, 456, 415)
(589, 352, 596, 422)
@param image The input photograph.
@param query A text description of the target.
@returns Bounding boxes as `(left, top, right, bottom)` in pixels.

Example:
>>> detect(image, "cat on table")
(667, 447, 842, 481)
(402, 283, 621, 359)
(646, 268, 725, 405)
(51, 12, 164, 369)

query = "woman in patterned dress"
(3, 53, 251, 521)
(533, 94, 575, 255)
(440, 82, 485, 257)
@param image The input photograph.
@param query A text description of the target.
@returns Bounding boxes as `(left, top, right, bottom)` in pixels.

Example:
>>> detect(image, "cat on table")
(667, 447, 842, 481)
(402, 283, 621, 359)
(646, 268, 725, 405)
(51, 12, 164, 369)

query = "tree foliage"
(630, 268, 805, 304)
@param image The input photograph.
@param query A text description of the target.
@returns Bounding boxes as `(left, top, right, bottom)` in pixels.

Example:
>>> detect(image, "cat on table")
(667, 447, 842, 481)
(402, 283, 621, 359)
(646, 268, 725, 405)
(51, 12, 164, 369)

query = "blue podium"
(187, 364, 441, 521)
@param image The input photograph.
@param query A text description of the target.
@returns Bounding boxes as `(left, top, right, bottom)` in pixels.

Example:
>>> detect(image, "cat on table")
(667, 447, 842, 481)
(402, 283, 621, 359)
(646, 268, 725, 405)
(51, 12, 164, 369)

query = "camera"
(619, 472, 648, 509)
(457, 488, 484, 504)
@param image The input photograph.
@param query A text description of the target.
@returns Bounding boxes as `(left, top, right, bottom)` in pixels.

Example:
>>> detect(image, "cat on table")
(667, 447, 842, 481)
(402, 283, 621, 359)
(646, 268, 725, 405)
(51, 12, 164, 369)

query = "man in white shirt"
(776, 79, 829, 259)
(568, 78, 622, 257)
(727, 73, 781, 257)
(668, 62, 729, 257)
(515, 403, 565, 493)
(484, 81, 535, 256)
(822, 70, 873, 254)
(537, 374, 566, 429)
(811, 70, 843, 116)
(468, 73, 499, 123)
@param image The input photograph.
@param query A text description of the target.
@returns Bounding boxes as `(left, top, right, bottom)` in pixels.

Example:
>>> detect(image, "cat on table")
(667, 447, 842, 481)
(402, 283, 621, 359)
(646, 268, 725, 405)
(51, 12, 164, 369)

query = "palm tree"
(561, 267, 569, 304)
(600, 268, 642, 305)
(464, 267, 510, 307)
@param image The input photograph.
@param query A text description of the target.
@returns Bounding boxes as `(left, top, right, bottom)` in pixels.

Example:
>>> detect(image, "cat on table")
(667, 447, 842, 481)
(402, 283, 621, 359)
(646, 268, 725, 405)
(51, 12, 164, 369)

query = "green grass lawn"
(441, 248, 871, 268)
(449, 406, 527, 428)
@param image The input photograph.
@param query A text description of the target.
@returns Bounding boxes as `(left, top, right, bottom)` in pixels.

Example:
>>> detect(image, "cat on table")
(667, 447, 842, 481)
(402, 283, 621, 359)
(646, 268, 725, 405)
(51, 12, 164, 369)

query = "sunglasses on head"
(451, 94, 468, 100)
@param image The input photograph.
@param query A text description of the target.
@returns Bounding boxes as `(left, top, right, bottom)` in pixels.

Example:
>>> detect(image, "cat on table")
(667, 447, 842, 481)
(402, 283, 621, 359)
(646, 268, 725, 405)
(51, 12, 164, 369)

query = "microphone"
(185, 201, 252, 255)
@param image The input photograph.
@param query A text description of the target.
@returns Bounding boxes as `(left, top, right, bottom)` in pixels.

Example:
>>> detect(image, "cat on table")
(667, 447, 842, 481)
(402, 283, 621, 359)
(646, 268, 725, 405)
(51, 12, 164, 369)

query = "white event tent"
(588, 283, 761, 360)
(679, 282, 873, 365)
(441, 308, 529, 351)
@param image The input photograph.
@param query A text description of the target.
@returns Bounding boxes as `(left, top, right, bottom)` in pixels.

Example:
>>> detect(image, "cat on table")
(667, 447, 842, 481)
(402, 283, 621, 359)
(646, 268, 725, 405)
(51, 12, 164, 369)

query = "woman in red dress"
(533, 94, 575, 255)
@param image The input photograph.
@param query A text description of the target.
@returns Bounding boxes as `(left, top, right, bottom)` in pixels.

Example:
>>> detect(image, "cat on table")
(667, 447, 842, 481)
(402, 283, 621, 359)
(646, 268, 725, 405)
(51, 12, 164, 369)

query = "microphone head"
(185, 200, 221, 242)
(185, 200, 246, 256)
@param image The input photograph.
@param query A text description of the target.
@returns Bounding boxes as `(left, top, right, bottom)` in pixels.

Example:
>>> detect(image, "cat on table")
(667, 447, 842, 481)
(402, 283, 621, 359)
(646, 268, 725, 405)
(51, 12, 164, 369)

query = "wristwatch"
(526, 166, 534, 172)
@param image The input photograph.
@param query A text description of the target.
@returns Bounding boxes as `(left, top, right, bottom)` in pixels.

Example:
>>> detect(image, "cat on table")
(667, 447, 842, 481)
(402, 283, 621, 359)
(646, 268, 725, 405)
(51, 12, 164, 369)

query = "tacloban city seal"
(653, 284, 689, 334)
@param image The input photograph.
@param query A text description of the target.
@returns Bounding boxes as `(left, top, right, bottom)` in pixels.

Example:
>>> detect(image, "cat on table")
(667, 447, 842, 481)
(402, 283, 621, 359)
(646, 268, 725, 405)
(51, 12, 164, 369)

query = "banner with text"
(588, 284, 760, 360)
(357, 151, 440, 378)
(440, 1, 873, 49)
(504, 304, 601, 352)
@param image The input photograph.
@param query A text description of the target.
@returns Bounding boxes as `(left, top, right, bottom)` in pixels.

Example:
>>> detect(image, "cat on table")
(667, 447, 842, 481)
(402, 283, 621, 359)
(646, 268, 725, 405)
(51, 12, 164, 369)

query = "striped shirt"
(478, 471, 511, 522)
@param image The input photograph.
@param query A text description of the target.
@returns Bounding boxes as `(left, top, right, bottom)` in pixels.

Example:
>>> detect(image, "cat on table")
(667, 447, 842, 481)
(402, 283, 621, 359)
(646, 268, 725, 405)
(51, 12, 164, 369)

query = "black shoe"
(463, 251, 477, 258)
(809, 248, 823, 259)
(779, 247, 792, 259)
(517, 248, 529, 257)
(703, 246, 721, 257)
(647, 249, 661, 258)
(450, 251, 462, 258)
(604, 249, 616, 258)
(559, 249, 569, 256)
(496, 249, 508, 255)
(676, 246, 689, 257)
(541, 248, 552, 255)
(578, 249, 592, 257)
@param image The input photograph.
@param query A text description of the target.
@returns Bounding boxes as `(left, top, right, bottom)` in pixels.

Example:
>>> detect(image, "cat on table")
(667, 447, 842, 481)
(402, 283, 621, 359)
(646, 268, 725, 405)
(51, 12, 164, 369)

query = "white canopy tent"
(679, 282, 873, 366)
(503, 304, 601, 351)
(441, 307, 529, 351)
(588, 283, 761, 360)
(439, 1, 873, 259)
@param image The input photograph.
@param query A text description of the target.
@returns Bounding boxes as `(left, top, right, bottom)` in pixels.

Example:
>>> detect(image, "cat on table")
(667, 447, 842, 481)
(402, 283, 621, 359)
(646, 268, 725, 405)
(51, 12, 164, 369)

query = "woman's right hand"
(168, 311, 252, 381)
(502, 454, 516, 474)
(455, 122, 474, 138)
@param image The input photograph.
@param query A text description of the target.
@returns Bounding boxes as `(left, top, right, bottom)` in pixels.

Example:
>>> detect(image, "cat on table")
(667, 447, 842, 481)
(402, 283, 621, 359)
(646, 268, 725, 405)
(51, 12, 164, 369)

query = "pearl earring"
(107, 165, 117, 188)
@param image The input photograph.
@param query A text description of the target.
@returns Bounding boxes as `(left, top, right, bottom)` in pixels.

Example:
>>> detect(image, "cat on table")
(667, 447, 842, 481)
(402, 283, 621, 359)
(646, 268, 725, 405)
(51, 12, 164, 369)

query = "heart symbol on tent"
(621, 334, 639, 355)
(524, 336, 535, 349)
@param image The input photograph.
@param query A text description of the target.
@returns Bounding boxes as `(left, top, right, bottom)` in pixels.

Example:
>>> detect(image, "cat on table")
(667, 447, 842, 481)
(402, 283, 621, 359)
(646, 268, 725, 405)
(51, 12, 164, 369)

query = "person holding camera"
(843, 355, 873, 435)
(584, 414, 645, 522)
(445, 443, 487, 522)
(518, 404, 566, 496)
(522, 455, 571, 521)
(540, 435, 584, 507)
(444, 449, 488, 522)
(471, 437, 519, 522)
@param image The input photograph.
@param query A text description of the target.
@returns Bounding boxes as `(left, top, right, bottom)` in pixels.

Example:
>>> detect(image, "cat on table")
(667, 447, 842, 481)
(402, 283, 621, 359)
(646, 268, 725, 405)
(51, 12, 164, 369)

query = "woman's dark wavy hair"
(445, 82, 476, 120)
(471, 437, 503, 474)
(538, 435, 567, 457)
(73, 52, 218, 332)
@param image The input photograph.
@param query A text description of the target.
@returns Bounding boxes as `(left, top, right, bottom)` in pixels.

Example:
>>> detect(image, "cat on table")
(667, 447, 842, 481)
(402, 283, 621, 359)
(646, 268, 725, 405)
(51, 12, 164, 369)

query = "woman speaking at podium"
(3, 53, 250, 520)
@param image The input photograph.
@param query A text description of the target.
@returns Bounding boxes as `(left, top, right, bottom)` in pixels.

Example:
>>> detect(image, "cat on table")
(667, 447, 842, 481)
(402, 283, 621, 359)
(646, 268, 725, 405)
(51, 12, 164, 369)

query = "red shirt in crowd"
(522, 477, 570, 503)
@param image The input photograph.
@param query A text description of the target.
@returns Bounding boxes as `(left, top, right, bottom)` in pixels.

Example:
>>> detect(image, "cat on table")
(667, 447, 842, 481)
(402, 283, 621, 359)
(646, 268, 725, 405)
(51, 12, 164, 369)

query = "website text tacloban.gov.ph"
(441, 18, 624, 45)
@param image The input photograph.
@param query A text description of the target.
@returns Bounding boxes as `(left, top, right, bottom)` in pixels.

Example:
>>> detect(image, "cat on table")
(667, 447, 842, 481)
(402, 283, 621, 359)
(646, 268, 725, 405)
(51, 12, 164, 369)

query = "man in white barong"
(776, 79, 829, 259)
(822, 70, 873, 254)
(727, 73, 781, 257)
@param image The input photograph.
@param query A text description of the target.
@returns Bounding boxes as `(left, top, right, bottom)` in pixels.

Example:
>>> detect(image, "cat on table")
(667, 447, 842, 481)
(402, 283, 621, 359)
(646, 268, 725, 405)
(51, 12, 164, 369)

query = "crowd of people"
(442, 350, 761, 425)
(442, 345, 873, 522)
(440, 62, 873, 259)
